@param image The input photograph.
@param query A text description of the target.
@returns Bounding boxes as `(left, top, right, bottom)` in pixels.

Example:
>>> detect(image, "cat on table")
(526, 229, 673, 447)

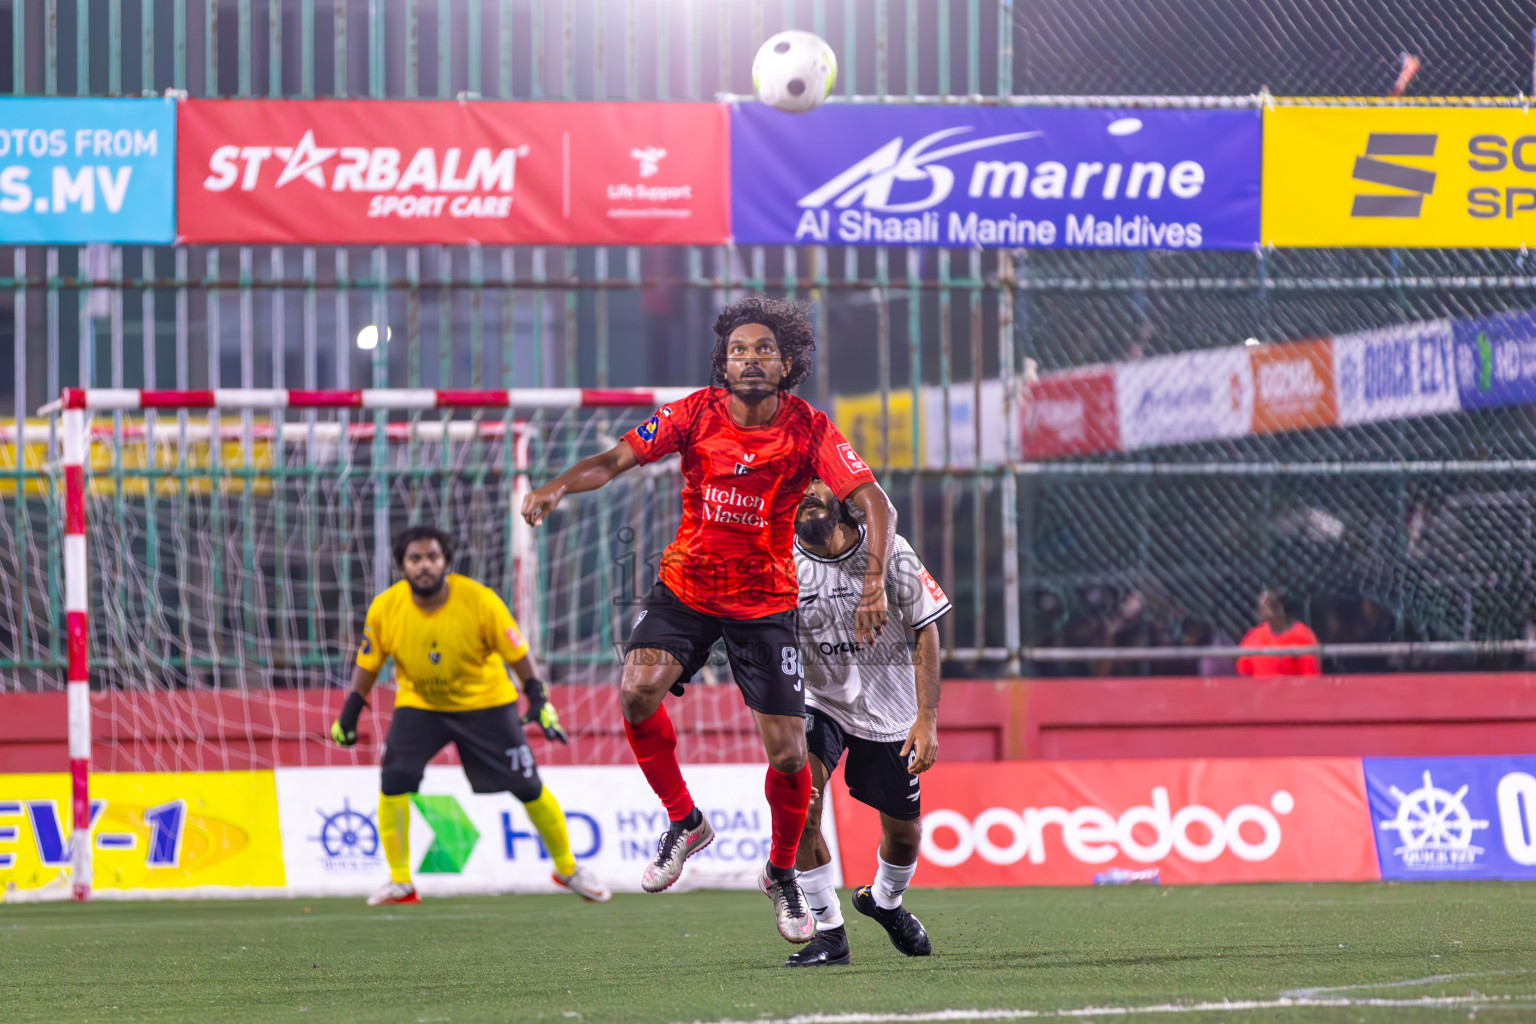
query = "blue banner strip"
(730, 103, 1261, 250)
(0, 97, 176, 245)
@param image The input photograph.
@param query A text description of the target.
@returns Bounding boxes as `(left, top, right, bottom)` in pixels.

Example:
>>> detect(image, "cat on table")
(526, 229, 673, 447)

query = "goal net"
(27, 386, 795, 806)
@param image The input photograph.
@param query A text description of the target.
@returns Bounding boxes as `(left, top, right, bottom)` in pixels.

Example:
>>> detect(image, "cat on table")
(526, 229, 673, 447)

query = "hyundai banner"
(730, 104, 1260, 249)
(177, 100, 730, 245)
(832, 758, 1379, 887)
(273, 764, 840, 896)
(1364, 756, 1536, 881)
(0, 98, 175, 244)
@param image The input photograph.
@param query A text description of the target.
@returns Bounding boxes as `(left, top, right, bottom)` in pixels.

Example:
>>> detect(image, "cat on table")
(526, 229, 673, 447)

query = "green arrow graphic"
(409, 794, 480, 874)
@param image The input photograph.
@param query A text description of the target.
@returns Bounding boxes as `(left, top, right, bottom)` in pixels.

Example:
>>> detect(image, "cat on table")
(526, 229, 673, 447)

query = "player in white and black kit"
(783, 478, 950, 967)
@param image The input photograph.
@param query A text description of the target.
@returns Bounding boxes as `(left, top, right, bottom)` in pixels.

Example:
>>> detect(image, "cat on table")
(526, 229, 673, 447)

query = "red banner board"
(831, 757, 1379, 887)
(1021, 366, 1120, 458)
(176, 99, 730, 245)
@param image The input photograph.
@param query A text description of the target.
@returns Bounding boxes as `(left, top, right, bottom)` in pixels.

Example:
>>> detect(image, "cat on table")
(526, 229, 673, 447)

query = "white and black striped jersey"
(793, 526, 951, 743)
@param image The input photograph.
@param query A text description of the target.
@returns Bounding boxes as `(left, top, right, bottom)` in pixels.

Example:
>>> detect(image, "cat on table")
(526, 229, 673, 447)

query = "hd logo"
(1351, 133, 1437, 218)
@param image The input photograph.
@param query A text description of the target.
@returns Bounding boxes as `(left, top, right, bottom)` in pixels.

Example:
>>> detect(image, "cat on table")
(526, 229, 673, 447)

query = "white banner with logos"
(1116, 347, 1255, 450)
(273, 764, 841, 897)
(919, 379, 1014, 469)
(1333, 320, 1460, 427)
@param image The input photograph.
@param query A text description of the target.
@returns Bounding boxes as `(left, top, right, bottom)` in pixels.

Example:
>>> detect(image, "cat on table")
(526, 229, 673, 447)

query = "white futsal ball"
(752, 31, 838, 114)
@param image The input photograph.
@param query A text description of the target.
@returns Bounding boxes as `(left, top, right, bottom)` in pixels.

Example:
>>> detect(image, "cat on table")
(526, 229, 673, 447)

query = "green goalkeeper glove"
(331, 691, 367, 747)
(520, 679, 568, 744)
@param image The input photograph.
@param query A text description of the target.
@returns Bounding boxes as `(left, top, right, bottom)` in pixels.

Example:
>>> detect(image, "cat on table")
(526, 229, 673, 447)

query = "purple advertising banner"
(1364, 756, 1536, 881)
(730, 104, 1260, 250)
(1453, 309, 1536, 411)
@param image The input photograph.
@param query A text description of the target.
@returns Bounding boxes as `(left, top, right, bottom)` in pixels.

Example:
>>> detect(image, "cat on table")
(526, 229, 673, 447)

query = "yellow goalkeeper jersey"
(356, 574, 530, 712)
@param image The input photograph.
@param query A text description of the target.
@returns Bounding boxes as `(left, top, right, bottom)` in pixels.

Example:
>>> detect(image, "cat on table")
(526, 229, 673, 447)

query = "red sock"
(624, 705, 695, 822)
(764, 764, 813, 870)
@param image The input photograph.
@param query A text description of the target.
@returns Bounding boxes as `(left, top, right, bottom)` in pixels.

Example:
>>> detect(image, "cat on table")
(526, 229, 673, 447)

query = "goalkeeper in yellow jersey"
(330, 524, 610, 906)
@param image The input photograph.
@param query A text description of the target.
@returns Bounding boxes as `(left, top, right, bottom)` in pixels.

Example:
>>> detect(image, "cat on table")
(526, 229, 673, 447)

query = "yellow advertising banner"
(1263, 103, 1536, 247)
(0, 421, 277, 499)
(0, 771, 285, 893)
(831, 391, 918, 469)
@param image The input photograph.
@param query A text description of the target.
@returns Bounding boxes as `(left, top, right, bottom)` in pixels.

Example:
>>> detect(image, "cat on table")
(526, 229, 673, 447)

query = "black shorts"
(380, 704, 543, 802)
(805, 707, 920, 821)
(624, 580, 804, 718)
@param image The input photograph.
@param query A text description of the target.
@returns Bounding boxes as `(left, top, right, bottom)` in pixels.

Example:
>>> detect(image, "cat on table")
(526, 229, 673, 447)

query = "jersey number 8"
(781, 646, 802, 678)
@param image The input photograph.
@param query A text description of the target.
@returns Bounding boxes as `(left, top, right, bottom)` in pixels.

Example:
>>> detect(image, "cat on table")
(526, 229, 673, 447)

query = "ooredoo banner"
(1250, 339, 1336, 435)
(731, 104, 1260, 249)
(273, 764, 840, 896)
(177, 99, 730, 245)
(0, 98, 175, 244)
(832, 758, 1379, 887)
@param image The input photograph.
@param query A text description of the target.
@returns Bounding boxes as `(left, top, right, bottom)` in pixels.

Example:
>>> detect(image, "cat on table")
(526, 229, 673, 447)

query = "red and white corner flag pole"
(61, 399, 92, 901)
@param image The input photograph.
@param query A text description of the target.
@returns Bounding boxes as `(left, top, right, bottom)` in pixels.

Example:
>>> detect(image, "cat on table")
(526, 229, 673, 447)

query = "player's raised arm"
(849, 481, 897, 643)
(521, 439, 640, 526)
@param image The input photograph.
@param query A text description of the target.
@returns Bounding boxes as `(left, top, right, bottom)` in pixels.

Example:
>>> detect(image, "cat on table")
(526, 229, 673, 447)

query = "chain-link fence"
(4, 0, 1535, 688)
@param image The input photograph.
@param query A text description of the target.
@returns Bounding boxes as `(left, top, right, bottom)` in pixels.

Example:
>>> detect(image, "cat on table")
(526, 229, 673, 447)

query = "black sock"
(674, 806, 702, 830)
(766, 861, 797, 883)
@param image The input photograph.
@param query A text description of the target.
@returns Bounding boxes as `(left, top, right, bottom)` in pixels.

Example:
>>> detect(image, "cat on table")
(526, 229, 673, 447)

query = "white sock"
(797, 862, 844, 930)
(872, 852, 916, 910)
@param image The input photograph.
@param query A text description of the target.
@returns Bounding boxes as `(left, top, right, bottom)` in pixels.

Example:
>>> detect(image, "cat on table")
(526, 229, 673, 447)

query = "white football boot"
(366, 881, 419, 906)
(553, 864, 612, 903)
(641, 815, 715, 892)
(758, 865, 816, 944)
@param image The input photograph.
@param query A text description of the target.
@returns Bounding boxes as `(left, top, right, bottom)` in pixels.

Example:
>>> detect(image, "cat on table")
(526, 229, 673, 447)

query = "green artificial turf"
(5, 883, 1535, 1023)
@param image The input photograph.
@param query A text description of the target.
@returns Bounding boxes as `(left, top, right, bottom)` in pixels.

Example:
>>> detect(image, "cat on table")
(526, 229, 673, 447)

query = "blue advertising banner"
(730, 104, 1260, 250)
(1363, 756, 1536, 881)
(1453, 309, 1536, 410)
(0, 98, 175, 244)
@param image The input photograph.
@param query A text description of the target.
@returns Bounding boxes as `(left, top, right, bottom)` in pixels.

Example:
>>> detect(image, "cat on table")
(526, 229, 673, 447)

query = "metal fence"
(5, 0, 1536, 689)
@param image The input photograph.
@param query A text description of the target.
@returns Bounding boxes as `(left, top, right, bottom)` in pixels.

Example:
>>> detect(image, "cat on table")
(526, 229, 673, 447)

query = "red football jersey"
(622, 387, 876, 618)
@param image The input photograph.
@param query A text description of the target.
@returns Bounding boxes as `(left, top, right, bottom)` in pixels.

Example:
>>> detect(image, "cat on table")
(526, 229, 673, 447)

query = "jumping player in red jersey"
(521, 296, 896, 945)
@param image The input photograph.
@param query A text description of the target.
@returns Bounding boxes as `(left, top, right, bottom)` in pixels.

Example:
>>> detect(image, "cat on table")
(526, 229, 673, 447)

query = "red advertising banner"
(1021, 366, 1120, 458)
(176, 100, 730, 245)
(831, 757, 1379, 887)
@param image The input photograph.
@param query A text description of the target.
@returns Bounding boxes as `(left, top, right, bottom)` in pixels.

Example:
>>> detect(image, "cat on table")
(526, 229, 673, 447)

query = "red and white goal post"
(44, 385, 692, 901)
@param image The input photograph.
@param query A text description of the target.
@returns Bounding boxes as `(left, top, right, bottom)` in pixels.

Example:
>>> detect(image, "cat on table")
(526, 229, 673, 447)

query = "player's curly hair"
(392, 524, 456, 569)
(710, 295, 816, 392)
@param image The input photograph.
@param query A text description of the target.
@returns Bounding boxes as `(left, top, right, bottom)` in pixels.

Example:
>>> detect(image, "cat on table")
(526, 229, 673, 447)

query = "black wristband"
(523, 678, 547, 703)
(339, 690, 368, 732)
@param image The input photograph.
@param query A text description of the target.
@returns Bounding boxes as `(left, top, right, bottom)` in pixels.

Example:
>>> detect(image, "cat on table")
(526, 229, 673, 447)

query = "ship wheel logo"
(1378, 770, 1489, 858)
(312, 798, 381, 859)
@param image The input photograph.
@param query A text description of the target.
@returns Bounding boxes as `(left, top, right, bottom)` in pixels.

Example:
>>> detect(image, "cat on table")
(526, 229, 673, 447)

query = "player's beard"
(408, 570, 446, 598)
(729, 367, 778, 404)
(795, 499, 840, 548)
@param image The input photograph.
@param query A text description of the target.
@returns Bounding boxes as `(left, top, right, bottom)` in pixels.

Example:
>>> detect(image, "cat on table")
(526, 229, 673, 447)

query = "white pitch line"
(1282, 970, 1527, 998)
(678, 994, 1531, 1024)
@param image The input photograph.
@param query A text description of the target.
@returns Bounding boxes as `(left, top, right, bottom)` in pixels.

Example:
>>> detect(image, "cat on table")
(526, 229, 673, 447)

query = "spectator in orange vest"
(1236, 588, 1321, 677)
